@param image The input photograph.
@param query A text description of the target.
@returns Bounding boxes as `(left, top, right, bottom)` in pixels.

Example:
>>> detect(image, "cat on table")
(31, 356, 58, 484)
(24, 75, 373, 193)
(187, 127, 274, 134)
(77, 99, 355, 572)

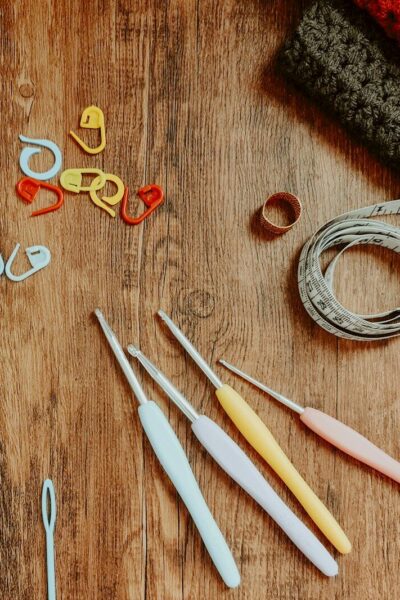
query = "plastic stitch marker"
(5, 244, 51, 282)
(219, 360, 400, 485)
(69, 106, 106, 154)
(127, 345, 338, 577)
(95, 309, 240, 588)
(89, 173, 125, 217)
(60, 169, 106, 194)
(121, 185, 164, 225)
(0, 254, 4, 276)
(16, 177, 64, 217)
(157, 310, 352, 555)
(42, 479, 57, 600)
(19, 135, 62, 181)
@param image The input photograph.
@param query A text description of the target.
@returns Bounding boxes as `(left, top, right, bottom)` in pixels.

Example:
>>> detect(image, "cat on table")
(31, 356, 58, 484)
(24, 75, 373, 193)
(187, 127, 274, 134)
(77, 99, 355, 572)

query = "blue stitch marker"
(42, 479, 57, 600)
(19, 135, 62, 181)
(5, 244, 51, 282)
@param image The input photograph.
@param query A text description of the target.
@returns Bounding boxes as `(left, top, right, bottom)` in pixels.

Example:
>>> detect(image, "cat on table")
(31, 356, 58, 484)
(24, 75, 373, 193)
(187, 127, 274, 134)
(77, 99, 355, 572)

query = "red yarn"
(354, 0, 400, 43)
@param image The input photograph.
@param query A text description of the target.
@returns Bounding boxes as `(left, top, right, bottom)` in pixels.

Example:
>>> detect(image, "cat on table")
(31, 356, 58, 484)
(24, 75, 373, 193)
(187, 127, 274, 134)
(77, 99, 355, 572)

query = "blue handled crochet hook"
(94, 309, 240, 588)
(127, 345, 338, 576)
(42, 479, 57, 600)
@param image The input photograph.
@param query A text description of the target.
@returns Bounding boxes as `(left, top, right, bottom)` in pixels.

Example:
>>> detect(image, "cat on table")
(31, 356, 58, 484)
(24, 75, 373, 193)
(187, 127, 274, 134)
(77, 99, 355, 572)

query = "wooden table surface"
(1, 1, 399, 598)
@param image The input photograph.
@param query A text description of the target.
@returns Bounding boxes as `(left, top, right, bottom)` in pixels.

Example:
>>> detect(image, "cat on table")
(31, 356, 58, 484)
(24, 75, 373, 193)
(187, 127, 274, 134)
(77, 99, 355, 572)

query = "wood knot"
(19, 83, 34, 98)
(183, 290, 215, 318)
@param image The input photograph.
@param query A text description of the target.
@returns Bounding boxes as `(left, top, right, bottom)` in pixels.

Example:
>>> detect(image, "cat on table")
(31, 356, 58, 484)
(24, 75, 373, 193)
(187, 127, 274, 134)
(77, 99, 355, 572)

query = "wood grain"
(1, 1, 399, 598)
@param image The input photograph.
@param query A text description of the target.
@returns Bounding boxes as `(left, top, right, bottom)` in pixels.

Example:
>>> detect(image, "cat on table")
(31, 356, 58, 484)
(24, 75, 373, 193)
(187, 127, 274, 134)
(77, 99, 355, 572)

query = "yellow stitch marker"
(69, 105, 106, 154)
(157, 310, 352, 555)
(89, 173, 125, 217)
(60, 168, 106, 194)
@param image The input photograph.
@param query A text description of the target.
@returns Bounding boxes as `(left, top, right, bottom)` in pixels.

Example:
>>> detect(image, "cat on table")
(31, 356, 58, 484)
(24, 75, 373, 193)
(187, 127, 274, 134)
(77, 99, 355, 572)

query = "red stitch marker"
(120, 184, 164, 225)
(16, 177, 64, 217)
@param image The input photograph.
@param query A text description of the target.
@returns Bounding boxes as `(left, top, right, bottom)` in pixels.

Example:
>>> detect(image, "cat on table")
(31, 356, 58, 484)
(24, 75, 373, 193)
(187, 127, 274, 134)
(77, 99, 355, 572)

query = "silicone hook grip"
(191, 415, 338, 576)
(300, 408, 400, 484)
(215, 384, 351, 554)
(138, 401, 240, 588)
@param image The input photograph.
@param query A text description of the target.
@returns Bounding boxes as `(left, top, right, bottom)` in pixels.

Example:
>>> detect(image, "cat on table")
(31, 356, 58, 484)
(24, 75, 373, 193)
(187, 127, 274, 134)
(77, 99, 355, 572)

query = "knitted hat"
(354, 1, 400, 44)
(280, 0, 400, 168)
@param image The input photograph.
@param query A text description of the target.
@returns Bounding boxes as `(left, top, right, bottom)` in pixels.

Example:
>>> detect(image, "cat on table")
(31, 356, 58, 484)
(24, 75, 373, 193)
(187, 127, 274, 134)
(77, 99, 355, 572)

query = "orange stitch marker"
(16, 177, 64, 217)
(120, 184, 164, 225)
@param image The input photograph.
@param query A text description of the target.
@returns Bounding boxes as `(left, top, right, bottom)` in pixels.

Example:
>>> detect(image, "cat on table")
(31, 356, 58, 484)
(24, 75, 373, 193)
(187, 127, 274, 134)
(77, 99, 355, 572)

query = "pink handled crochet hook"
(219, 360, 400, 484)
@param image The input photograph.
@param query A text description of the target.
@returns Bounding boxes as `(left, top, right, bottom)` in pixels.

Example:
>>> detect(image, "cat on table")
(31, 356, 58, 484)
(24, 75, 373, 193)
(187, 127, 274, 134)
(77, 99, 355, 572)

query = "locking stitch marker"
(120, 184, 164, 225)
(16, 177, 64, 216)
(69, 106, 106, 154)
(5, 244, 51, 282)
(19, 135, 62, 181)
(89, 173, 125, 217)
(60, 169, 106, 193)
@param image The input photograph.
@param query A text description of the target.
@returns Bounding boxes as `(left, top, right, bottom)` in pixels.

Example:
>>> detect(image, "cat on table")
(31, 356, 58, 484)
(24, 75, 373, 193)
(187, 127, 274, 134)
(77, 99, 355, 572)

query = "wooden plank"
(1, 0, 399, 598)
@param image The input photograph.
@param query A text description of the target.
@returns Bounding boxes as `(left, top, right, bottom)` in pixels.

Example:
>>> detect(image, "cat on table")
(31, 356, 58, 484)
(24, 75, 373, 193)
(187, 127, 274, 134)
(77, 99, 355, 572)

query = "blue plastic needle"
(42, 479, 57, 600)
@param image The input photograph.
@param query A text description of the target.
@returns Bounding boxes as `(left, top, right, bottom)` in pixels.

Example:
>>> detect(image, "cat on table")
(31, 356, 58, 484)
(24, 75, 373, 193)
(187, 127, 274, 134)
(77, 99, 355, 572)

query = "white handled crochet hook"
(42, 479, 57, 600)
(220, 360, 400, 484)
(127, 345, 338, 576)
(95, 309, 240, 588)
(157, 310, 351, 554)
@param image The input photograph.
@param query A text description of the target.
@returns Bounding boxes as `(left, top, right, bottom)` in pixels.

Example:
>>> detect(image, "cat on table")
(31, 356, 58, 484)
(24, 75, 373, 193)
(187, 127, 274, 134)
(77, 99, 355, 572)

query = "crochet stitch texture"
(280, 0, 400, 167)
(354, 1, 400, 44)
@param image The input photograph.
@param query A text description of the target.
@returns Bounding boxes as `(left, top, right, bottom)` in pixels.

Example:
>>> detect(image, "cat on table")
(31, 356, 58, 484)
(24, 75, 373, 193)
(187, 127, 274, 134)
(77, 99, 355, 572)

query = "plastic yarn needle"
(42, 479, 57, 600)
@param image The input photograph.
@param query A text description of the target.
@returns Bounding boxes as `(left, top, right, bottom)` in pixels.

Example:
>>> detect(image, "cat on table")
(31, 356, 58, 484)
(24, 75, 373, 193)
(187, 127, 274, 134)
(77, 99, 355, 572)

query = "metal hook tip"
(127, 344, 140, 357)
(95, 309, 113, 333)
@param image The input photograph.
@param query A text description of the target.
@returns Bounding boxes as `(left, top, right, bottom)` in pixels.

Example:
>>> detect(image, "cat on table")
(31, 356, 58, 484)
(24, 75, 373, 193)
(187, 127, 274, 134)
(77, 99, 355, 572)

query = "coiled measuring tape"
(298, 200, 400, 341)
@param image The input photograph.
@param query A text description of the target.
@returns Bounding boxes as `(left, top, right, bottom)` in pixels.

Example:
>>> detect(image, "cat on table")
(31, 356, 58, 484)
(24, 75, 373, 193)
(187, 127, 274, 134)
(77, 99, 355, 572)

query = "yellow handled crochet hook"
(158, 311, 351, 555)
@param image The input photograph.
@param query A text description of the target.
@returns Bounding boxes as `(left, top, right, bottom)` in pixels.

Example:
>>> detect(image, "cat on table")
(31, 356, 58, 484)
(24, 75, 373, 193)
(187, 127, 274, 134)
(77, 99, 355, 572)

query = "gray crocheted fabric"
(280, 0, 400, 168)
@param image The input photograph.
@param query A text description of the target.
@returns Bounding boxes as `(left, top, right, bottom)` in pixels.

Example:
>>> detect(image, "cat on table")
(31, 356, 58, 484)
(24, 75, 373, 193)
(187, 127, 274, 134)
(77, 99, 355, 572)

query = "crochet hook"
(127, 345, 338, 576)
(94, 309, 240, 588)
(219, 359, 400, 484)
(157, 310, 351, 554)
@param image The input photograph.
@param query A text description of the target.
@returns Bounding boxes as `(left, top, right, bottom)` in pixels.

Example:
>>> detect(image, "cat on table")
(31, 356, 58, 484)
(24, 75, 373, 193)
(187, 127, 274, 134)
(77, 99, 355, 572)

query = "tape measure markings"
(298, 199, 400, 341)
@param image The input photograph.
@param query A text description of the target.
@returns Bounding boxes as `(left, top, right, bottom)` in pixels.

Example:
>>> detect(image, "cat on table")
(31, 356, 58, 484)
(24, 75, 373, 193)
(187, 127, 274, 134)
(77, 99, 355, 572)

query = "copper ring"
(259, 192, 302, 234)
